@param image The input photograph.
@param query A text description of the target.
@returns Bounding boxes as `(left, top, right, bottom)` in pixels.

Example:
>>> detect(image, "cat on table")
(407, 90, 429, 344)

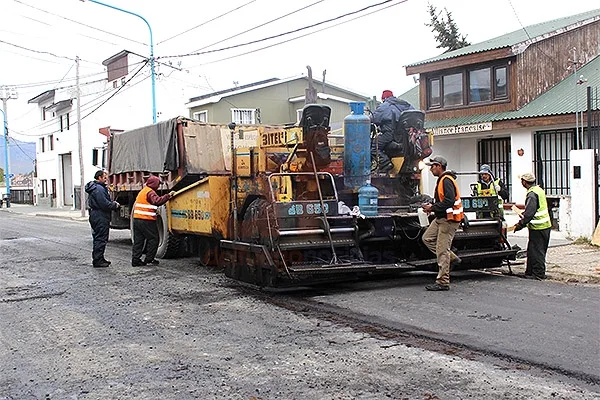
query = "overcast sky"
(1, 0, 597, 141)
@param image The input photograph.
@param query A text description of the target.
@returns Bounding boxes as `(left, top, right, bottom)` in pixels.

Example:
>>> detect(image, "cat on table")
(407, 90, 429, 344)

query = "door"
(61, 153, 73, 207)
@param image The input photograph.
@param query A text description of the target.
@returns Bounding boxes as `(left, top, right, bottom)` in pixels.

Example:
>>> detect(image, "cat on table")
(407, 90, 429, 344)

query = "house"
(403, 8, 600, 237)
(185, 76, 372, 132)
(26, 51, 163, 209)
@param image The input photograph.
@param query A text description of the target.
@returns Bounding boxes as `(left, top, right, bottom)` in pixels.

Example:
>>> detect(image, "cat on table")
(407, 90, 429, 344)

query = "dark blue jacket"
(85, 180, 118, 219)
(371, 97, 414, 135)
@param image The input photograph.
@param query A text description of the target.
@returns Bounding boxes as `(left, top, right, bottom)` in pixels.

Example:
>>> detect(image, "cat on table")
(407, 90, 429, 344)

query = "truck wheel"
(130, 206, 182, 259)
(155, 205, 182, 259)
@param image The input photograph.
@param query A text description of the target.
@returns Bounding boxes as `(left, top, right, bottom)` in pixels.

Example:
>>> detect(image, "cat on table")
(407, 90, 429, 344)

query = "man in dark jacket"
(371, 90, 414, 172)
(421, 156, 464, 291)
(85, 170, 120, 268)
(131, 175, 174, 266)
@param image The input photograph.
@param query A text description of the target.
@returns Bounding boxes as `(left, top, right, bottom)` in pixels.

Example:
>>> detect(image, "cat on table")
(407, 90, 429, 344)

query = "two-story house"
(403, 8, 600, 233)
(186, 76, 372, 132)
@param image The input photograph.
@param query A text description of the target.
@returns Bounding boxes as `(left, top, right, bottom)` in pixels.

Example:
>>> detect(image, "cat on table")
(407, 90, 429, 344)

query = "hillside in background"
(0, 136, 36, 174)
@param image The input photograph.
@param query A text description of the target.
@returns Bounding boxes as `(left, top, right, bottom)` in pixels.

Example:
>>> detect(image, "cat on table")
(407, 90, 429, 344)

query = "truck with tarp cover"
(107, 106, 517, 287)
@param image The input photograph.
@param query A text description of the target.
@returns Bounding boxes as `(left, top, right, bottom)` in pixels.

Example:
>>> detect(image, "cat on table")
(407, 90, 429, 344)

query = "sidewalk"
(0, 203, 89, 222)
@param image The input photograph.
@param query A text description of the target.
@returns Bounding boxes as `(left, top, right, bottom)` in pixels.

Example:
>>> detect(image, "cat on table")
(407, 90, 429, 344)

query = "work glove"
(513, 222, 523, 232)
(169, 191, 176, 198)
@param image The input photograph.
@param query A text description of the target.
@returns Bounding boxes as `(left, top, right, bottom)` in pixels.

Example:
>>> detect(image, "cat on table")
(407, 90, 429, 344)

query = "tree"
(426, 4, 470, 53)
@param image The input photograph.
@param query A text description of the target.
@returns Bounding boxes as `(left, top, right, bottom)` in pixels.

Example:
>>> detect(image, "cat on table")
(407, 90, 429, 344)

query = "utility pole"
(76, 56, 86, 217)
(0, 86, 18, 207)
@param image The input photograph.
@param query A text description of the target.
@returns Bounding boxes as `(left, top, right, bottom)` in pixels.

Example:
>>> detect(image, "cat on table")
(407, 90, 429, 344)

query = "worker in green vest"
(474, 164, 507, 219)
(513, 172, 552, 280)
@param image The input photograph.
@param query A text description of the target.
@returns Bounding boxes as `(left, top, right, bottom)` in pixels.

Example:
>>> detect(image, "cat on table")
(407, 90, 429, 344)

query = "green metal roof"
(407, 9, 600, 68)
(400, 55, 600, 129)
(399, 85, 419, 108)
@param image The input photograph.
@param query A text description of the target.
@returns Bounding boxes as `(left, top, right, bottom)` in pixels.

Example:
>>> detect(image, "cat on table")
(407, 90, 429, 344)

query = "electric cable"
(11, 0, 147, 46)
(0, 39, 97, 64)
(157, 0, 257, 45)
(189, 0, 325, 53)
(158, 0, 398, 60)
(184, 0, 407, 67)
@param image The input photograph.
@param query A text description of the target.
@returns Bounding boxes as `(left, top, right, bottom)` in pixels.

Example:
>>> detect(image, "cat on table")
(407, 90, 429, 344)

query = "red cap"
(146, 175, 160, 190)
(381, 90, 394, 100)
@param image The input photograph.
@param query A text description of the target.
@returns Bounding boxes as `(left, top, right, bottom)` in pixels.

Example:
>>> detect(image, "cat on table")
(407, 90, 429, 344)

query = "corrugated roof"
(407, 9, 600, 68)
(421, 55, 600, 129)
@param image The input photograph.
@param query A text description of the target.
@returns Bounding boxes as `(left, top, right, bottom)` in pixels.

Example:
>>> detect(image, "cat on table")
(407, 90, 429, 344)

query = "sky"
(1, 0, 598, 143)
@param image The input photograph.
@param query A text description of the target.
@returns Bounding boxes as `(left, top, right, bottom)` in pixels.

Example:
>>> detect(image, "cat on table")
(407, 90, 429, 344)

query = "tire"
(130, 205, 182, 259)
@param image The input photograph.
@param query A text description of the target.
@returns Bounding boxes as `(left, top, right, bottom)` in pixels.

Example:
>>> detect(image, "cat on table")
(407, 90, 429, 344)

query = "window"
(296, 109, 303, 123)
(42, 106, 47, 121)
(443, 73, 463, 106)
(494, 66, 507, 99)
(49, 135, 54, 151)
(193, 110, 208, 122)
(469, 67, 491, 103)
(41, 179, 48, 197)
(40, 137, 45, 153)
(427, 62, 510, 110)
(59, 113, 69, 132)
(428, 78, 441, 108)
(231, 108, 256, 124)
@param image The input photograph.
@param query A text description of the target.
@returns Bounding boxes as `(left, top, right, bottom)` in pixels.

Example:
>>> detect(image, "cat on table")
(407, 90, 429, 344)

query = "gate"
(533, 129, 574, 196)
(587, 86, 600, 224)
(478, 138, 511, 201)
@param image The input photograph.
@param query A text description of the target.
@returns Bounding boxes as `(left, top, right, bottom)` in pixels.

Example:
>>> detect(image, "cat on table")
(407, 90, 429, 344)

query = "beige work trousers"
(422, 218, 460, 286)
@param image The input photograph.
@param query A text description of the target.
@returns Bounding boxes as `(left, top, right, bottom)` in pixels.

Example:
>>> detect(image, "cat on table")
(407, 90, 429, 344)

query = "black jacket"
(371, 97, 414, 135)
(85, 180, 118, 217)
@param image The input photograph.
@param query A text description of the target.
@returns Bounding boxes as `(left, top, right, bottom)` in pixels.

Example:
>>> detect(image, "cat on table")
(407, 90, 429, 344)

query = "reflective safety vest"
(133, 186, 158, 221)
(437, 175, 464, 222)
(527, 185, 551, 230)
(476, 179, 504, 213)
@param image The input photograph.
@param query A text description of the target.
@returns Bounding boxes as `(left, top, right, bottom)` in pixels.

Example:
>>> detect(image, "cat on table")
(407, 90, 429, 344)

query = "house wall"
(189, 79, 368, 126)
(516, 21, 600, 108)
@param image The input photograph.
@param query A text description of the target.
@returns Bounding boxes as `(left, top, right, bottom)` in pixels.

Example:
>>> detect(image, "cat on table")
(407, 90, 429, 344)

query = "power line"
(0, 39, 97, 64)
(191, 0, 325, 53)
(158, 0, 397, 60)
(185, 0, 407, 68)
(11, 0, 147, 46)
(157, 0, 257, 45)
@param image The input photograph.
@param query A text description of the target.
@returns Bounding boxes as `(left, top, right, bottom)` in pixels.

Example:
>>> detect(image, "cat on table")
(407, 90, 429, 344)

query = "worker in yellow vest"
(422, 155, 464, 291)
(513, 172, 552, 280)
(132, 175, 175, 267)
(474, 164, 508, 219)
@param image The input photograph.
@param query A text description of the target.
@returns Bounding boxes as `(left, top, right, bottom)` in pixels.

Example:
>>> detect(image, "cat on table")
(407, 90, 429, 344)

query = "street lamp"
(0, 108, 10, 206)
(80, 0, 157, 124)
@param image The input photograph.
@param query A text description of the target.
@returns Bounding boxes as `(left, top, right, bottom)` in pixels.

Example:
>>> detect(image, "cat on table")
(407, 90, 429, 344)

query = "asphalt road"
(1, 211, 599, 399)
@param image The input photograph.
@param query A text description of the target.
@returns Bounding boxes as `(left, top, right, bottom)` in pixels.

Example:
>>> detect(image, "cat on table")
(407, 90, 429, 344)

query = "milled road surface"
(0, 212, 599, 399)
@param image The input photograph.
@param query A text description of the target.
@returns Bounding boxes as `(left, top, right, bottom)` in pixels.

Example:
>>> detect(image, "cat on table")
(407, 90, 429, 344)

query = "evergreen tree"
(426, 4, 470, 53)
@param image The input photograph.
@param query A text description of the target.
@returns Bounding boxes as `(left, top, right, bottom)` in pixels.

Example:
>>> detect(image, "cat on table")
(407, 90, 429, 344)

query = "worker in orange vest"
(131, 175, 175, 267)
(422, 155, 464, 291)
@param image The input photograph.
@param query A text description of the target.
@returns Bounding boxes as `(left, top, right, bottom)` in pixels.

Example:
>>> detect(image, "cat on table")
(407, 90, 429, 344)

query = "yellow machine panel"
(167, 176, 231, 238)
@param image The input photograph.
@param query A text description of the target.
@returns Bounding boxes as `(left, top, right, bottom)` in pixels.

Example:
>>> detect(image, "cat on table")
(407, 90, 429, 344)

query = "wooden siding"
(406, 48, 514, 75)
(516, 21, 600, 108)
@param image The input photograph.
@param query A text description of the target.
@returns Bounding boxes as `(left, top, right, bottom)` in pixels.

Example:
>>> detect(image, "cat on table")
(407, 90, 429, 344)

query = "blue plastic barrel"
(344, 102, 371, 189)
(358, 183, 379, 216)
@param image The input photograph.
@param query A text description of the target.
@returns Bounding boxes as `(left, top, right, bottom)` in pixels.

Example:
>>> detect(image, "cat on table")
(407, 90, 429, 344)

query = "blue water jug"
(358, 184, 378, 216)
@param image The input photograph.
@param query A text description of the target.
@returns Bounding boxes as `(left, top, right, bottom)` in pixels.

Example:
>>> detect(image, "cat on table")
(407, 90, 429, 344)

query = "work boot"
(102, 259, 112, 265)
(144, 259, 160, 265)
(93, 261, 110, 268)
(425, 283, 449, 291)
(132, 259, 147, 267)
